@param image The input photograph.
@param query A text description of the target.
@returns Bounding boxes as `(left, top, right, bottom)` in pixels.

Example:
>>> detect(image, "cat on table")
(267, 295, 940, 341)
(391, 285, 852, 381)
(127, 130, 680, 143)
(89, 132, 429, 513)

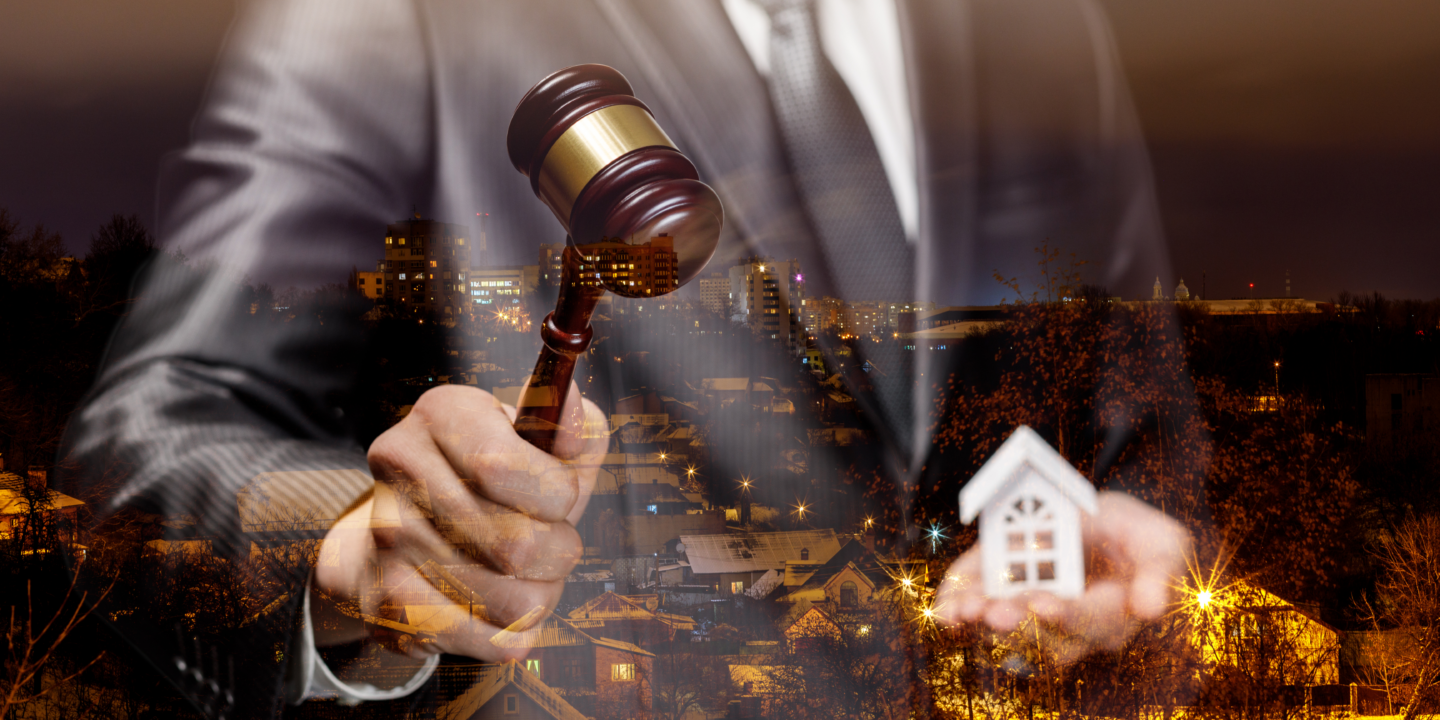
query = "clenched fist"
(313, 383, 607, 660)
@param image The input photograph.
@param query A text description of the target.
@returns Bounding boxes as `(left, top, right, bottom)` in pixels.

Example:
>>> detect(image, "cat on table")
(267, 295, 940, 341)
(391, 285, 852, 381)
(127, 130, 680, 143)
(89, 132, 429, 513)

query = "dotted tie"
(758, 0, 913, 306)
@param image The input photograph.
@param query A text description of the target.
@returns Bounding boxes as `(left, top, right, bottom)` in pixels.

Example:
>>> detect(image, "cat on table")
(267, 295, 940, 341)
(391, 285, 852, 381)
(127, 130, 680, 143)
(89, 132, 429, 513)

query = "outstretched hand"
(933, 491, 1190, 662)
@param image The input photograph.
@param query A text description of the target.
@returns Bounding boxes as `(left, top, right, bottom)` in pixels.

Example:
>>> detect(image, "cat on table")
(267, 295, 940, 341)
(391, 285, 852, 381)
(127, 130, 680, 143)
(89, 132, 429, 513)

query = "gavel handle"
(514, 246, 604, 453)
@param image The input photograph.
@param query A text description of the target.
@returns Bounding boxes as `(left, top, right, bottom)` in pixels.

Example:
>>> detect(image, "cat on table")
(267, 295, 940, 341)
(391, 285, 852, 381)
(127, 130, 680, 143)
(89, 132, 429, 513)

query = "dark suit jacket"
(58, 0, 1174, 716)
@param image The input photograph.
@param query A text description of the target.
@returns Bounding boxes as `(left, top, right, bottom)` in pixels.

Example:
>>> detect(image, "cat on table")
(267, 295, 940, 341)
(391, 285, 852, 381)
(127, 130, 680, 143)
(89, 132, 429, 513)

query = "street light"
(1273, 360, 1281, 406)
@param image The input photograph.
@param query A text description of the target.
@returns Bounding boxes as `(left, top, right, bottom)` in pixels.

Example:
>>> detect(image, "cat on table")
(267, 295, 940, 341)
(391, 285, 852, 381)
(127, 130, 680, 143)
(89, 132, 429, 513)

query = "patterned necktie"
(758, 0, 913, 306)
(759, 0, 917, 462)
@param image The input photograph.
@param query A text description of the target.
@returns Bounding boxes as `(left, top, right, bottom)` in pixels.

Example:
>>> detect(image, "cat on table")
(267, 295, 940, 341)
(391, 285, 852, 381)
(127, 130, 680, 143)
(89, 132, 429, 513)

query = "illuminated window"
(398, 237, 406, 245)
(730, 580, 744, 594)
(399, 273, 406, 280)
(526, 659, 541, 676)
(611, 663, 636, 681)
(430, 261, 438, 267)
(457, 238, 465, 245)
(385, 237, 393, 245)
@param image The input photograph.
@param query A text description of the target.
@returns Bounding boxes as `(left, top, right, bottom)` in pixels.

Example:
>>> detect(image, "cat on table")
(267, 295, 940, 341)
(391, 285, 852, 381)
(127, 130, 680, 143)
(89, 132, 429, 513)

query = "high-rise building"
(846, 301, 887, 337)
(886, 301, 935, 330)
(539, 242, 565, 287)
(468, 265, 539, 307)
(356, 261, 386, 300)
(729, 257, 804, 353)
(572, 235, 680, 296)
(381, 215, 471, 316)
(696, 272, 730, 315)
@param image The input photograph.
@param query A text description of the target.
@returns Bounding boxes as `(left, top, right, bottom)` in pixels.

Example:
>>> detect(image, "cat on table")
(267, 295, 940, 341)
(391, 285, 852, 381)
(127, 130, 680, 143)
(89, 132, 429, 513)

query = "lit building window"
(611, 664, 636, 681)
(526, 659, 541, 676)
(399, 273, 406, 280)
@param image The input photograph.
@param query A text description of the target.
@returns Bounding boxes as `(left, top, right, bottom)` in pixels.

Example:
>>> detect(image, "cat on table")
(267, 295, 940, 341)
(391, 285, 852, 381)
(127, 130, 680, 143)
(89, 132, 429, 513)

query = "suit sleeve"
(56, 0, 434, 716)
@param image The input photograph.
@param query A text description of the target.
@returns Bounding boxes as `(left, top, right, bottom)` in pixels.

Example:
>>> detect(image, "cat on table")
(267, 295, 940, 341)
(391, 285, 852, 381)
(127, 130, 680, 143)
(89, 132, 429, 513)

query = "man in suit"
(59, 0, 1191, 715)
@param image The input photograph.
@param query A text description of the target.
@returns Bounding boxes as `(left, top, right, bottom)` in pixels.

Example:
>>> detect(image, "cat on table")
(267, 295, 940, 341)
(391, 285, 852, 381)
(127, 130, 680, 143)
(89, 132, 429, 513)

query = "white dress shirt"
(296, 0, 913, 704)
(721, 0, 917, 242)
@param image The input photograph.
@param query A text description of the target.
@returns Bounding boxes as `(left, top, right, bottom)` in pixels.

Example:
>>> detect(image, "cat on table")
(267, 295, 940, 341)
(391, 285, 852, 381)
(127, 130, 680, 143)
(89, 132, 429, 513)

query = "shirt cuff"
(287, 577, 440, 706)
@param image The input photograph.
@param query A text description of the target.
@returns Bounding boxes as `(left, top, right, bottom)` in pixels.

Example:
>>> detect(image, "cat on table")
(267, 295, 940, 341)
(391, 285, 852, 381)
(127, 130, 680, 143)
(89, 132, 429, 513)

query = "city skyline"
(3, 2, 1439, 300)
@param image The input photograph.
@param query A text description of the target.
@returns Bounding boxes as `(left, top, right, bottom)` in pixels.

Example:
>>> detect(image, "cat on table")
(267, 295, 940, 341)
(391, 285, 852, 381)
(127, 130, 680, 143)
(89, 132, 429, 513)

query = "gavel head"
(507, 64, 723, 299)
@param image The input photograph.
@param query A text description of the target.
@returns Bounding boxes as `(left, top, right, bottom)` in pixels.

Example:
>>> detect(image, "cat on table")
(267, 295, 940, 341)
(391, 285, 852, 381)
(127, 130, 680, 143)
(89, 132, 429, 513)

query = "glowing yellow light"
(1197, 589, 1213, 608)
(901, 577, 913, 588)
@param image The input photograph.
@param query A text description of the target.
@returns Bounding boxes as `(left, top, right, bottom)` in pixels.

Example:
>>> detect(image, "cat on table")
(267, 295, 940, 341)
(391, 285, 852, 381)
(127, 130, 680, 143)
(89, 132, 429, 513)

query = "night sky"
(2, 0, 1437, 300)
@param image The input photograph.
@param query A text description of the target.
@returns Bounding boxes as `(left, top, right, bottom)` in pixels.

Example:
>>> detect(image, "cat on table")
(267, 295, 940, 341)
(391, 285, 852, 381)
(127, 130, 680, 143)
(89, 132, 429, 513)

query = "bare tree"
(1366, 515, 1440, 720)
(1, 572, 113, 718)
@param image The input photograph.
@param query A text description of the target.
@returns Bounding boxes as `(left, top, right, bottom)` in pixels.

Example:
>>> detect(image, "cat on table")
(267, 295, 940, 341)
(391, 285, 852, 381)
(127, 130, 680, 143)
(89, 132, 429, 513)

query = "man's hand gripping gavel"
(313, 64, 722, 663)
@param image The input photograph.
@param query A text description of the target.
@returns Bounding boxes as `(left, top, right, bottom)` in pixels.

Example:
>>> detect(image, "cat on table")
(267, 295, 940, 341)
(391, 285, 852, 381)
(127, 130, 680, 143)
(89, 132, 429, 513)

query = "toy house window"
(840, 581, 857, 608)
(612, 663, 636, 681)
(800, 548, 809, 560)
(1000, 484, 1060, 590)
(526, 659, 541, 676)
(504, 694, 518, 713)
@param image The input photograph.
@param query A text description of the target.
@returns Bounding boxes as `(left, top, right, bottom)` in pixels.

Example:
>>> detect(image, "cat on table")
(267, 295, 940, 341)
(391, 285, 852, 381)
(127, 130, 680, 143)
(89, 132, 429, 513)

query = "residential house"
(566, 591, 697, 647)
(434, 661, 589, 720)
(1191, 579, 1341, 685)
(0, 472, 85, 549)
(681, 530, 842, 595)
(487, 612, 656, 719)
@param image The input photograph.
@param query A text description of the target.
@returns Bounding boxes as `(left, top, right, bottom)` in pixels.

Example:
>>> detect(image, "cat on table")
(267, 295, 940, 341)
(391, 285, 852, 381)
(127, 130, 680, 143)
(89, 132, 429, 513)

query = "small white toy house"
(959, 426, 1097, 599)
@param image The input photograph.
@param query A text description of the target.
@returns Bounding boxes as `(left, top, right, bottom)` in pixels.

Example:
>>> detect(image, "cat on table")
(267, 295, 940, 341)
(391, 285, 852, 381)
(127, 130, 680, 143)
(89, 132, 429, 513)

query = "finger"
(1086, 492, 1190, 619)
(406, 385, 581, 523)
(934, 548, 986, 624)
(373, 544, 567, 631)
(377, 476, 581, 582)
(549, 382, 608, 463)
(376, 557, 543, 663)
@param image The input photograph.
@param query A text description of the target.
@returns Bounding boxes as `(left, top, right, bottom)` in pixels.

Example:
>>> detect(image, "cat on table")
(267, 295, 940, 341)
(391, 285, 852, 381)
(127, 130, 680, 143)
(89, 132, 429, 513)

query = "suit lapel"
(592, 0, 975, 486)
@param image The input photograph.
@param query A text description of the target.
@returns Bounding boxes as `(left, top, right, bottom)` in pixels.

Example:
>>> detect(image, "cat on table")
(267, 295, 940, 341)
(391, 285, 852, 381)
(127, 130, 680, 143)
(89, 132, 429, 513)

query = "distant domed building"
(1175, 278, 1191, 301)
(1153, 277, 1163, 301)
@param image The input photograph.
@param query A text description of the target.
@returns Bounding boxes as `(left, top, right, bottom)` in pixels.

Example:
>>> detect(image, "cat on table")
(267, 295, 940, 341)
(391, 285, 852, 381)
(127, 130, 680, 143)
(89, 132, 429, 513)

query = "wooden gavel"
(505, 64, 724, 452)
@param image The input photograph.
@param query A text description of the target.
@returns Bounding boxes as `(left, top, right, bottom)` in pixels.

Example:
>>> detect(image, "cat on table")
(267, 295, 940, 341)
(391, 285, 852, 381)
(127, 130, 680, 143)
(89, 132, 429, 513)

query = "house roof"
(959, 426, 1097, 523)
(745, 569, 785, 599)
(488, 610, 659, 655)
(570, 592, 654, 621)
(590, 636, 656, 657)
(784, 539, 888, 595)
(490, 612, 594, 650)
(0, 473, 86, 516)
(436, 661, 589, 720)
(680, 530, 841, 575)
(567, 592, 696, 635)
(784, 606, 842, 638)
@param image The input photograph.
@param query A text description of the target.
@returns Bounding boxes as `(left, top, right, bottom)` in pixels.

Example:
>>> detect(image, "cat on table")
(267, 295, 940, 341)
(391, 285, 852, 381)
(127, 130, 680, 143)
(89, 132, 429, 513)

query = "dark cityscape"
(2, 1, 1439, 720)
